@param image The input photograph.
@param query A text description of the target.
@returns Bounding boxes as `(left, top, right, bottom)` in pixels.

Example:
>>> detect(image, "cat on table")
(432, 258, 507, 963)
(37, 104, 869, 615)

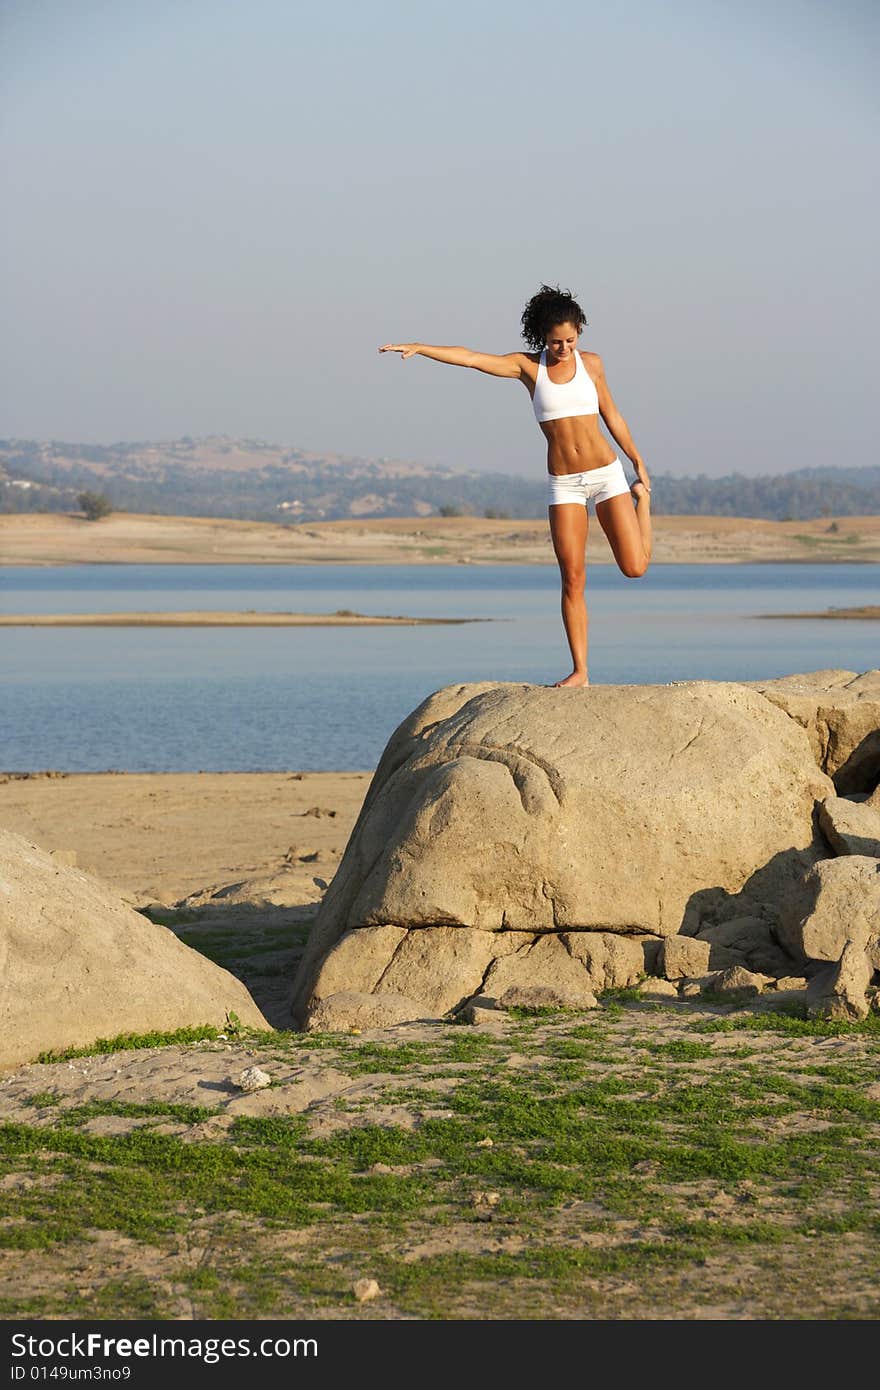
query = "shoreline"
(2, 510, 879, 567)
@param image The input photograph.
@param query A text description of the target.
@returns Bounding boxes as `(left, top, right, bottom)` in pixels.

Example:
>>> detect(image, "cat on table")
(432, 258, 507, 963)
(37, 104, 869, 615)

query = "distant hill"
(1, 436, 878, 522)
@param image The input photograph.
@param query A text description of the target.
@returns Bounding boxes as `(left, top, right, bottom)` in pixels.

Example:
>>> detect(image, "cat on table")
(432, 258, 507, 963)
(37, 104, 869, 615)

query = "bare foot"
(550, 671, 589, 688)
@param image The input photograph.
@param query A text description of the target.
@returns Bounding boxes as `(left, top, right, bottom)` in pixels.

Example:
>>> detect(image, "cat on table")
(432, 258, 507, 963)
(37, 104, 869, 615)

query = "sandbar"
(757, 606, 880, 620)
(0, 610, 480, 627)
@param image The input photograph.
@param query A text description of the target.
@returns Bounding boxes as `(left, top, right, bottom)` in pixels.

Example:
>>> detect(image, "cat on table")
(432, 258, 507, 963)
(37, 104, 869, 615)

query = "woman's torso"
(523, 350, 616, 476)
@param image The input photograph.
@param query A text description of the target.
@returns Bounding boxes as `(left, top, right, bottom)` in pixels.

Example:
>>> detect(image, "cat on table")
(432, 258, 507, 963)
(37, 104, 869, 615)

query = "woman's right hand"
(379, 343, 421, 358)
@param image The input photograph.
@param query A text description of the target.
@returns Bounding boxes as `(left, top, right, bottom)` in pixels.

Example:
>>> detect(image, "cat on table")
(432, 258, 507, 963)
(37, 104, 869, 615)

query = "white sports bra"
(532, 348, 599, 423)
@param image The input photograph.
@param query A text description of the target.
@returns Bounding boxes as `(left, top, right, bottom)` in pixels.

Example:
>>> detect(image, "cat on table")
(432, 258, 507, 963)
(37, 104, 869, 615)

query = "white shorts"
(547, 457, 631, 508)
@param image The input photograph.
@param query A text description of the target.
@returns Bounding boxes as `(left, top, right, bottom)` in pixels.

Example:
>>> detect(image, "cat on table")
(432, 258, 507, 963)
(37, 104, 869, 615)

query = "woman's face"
(545, 322, 579, 362)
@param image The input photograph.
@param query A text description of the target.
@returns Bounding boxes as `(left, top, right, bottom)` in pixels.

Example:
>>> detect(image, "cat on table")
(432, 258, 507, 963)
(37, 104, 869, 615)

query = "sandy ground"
(3, 509, 880, 566)
(0, 770, 370, 907)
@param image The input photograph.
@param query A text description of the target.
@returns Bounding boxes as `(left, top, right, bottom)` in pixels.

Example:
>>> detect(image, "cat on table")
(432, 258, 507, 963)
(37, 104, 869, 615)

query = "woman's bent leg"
(548, 503, 589, 687)
(595, 484, 652, 576)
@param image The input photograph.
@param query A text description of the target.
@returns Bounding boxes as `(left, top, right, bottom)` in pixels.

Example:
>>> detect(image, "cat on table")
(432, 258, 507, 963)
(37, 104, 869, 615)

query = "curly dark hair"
(520, 284, 588, 351)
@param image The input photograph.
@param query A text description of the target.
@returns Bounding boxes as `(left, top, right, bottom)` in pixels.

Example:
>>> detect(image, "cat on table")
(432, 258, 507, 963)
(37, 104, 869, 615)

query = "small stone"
(476, 1137, 494, 1148)
(774, 976, 808, 991)
(238, 1066, 272, 1092)
(353, 1278, 381, 1303)
(679, 982, 703, 999)
(471, 1190, 501, 1208)
(349, 1028, 362, 1035)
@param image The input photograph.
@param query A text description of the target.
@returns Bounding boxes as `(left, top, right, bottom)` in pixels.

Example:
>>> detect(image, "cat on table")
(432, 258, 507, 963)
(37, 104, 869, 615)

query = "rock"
(377, 926, 524, 1016)
(182, 868, 324, 909)
(0, 828, 270, 1072)
(353, 1279, 381, 1303)
(485, 935, 598, 1008)
(635, 977, 680, 998)
(660, 936, 711, 979)
(458, 997, 505, 1025)
(497, 983, 598, 1011)
(292, 679, 831, 1023)
(778, 857, 880, 964)
(303, 990, 433, 1032)
(807, 943, 873, 1021)
(774, 976, 808, 991)
(634, 935, 665, 974)
(744, 669, 880, 792)
(475, 1137, 494, 1148)
(818, 796, 880, 858)
(307, 925, 408, 1001)
(710, 966, 771, 998)
(285, 846, 322, 864)
(679, 981, 704, 999)
(307, 926, 527, 1020)
(563, 932, 645, 990)
(695, 915, 796, 976)
(238, 1066, 272, 1092)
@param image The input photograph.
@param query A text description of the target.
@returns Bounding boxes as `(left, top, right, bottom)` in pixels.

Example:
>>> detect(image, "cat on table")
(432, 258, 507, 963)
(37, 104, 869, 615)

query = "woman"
(380, 283, 652, 687)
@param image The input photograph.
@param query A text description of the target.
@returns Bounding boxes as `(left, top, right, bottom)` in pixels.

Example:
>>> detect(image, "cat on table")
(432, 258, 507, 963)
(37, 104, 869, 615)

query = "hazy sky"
(2, 0, 877, 478)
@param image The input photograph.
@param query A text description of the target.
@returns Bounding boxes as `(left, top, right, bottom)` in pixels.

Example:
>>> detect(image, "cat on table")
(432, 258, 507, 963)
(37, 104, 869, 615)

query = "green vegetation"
(36, 1025, 226, 1063)
(3, 1004, 880, 1320)
(77, 490, 112, 521)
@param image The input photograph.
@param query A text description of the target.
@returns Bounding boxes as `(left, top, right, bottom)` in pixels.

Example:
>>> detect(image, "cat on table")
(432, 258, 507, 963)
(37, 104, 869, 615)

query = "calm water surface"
(1, 563, 876, 771)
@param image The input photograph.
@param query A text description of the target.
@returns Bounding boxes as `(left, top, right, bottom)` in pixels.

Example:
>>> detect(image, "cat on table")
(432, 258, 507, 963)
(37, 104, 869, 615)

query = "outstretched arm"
(379, 342, 527, 379)
(590, 354, 651, 491)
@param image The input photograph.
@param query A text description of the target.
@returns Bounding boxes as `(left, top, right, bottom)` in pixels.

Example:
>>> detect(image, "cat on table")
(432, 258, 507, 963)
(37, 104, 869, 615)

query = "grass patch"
(646, 1040, 716, 1061)
(55, 1100, 219, 1128)
(36, 1025, 228, 1063)
(5, 1002, 880, 1319)
(694, 1013, 880, 1038)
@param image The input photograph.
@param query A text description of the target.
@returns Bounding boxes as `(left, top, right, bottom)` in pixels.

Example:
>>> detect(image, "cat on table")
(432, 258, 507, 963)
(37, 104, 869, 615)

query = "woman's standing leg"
(548, 502, 589, 686)
(595, 482, 652, 576)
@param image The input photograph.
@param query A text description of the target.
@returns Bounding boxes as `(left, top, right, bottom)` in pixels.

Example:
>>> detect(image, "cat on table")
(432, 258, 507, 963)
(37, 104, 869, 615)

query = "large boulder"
(0, 829, 270, 1071)
(292, 678, 832, 1026)
(743, 669, 880, 792)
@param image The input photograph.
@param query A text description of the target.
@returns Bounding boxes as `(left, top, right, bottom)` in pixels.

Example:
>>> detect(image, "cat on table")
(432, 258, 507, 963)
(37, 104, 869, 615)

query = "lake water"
(1, 563, 876, 771)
